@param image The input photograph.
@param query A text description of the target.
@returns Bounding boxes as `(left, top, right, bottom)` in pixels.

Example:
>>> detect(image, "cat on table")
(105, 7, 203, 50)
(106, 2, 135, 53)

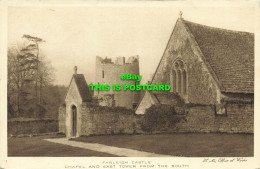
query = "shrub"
(140, 104, 184, 133)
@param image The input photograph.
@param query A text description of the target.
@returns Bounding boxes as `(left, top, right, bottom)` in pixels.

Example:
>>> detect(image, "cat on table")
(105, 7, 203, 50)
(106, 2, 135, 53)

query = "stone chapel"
(135, 14, 254, 133)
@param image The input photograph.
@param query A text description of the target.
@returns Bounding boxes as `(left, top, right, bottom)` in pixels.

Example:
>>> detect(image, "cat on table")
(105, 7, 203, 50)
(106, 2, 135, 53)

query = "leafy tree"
(7, 35, 59, 118)
(8, 44, 37, 117)
(22, 34, 45, 105)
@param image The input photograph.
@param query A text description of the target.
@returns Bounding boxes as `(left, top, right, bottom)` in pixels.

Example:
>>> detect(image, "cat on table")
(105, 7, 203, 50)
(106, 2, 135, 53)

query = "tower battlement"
(96, 55, 139, 65)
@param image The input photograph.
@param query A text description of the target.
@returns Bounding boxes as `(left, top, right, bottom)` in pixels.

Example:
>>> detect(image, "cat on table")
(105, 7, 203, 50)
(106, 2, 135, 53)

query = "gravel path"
(45, 138, 171, 157)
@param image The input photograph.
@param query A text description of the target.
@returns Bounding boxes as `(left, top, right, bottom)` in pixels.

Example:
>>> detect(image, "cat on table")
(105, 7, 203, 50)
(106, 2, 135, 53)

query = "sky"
(8, 5, 255, 86)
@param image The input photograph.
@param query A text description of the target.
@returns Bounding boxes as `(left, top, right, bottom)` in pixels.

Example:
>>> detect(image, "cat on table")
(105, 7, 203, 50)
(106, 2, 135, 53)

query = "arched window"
(171, 59, 187, 96)
(171, 70, 177, 92)
(102, 70, 104, 78)
(183, 69, 187, 95)
(177, 70, 181, 93)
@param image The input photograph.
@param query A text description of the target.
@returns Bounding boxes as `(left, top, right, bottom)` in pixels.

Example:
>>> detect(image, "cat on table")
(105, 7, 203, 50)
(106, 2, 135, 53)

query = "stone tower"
(95, 55, 140, 109)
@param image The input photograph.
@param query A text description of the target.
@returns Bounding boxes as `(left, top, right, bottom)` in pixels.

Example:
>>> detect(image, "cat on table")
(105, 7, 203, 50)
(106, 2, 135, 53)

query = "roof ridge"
(183, 19, 254, 35)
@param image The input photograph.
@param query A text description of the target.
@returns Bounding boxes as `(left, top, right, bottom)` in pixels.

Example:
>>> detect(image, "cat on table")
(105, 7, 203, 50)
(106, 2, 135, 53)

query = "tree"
(8, 48, 20, 117)
(8, 35, 54, 118)
(22, 34, 45, 105)
(37, 55, 55, 116)
(8, 44, 37, 117)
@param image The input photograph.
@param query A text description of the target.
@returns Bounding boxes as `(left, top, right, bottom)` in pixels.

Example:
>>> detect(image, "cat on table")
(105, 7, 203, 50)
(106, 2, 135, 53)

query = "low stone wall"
(58, 102, 253, 136)
(80, 103, 138, 135)
(58, 105, 66, 133)
(8, 118, 58, 136)
(174, 103, 253, 133)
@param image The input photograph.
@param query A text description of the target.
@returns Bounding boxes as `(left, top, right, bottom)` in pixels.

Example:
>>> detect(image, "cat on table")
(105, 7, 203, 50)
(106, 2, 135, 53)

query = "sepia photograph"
(1, 1, 260, 169)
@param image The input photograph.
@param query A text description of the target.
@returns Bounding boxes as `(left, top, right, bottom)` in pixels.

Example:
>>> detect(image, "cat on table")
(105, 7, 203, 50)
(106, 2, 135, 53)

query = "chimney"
(179, 11, 183, 19)
(74, 66, 78, 74)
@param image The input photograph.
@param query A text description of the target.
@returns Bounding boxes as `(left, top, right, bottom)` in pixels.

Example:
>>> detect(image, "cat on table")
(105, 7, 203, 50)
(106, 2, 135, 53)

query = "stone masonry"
(174, 103, 254, 133)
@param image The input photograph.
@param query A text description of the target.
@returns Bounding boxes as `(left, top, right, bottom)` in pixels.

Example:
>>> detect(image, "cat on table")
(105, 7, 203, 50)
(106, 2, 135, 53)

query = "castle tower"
(95, 55, 140, 109)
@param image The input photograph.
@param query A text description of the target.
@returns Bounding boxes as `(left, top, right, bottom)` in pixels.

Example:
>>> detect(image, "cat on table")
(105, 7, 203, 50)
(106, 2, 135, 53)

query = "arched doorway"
(71, 105, 77, 137)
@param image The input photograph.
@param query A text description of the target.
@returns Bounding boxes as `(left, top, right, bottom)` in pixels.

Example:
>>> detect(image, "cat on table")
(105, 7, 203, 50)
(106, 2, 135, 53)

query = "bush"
(140, 104, 184, 133)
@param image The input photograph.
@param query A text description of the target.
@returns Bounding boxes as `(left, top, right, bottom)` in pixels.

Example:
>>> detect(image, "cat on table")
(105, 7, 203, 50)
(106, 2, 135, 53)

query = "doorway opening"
(71, 105, 77, 137)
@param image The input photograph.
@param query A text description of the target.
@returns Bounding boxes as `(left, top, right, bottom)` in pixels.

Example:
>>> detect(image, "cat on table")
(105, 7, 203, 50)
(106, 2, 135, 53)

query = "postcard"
(0, 1, 259, 169)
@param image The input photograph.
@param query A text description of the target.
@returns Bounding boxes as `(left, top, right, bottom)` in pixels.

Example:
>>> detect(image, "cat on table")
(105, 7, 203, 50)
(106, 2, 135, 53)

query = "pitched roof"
(183, 20, 254, 94)
(65, 74, 92, 102)
(73, 74, 92, 101)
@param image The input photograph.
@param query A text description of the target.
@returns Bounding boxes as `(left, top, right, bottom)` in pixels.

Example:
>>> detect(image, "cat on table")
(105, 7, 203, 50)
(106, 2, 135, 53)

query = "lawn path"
(44, 138, 171, 157)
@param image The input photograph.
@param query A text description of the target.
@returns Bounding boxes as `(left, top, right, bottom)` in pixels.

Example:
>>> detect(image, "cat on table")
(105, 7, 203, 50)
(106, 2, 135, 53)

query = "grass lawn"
(8, 133, 253, 157)
(73, 133, 253, 157)
(8, 134, 117, 157)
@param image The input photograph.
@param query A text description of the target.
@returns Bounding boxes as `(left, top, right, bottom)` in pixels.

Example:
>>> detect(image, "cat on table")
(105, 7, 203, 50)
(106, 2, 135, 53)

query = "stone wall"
(58, 105, 66, 133)
(80, 103, 139, 136)
(8, 118, 58, 136)
(174, 103, 253, 133)
(94, 94, 115, 107)
(58, 102, 253, 136)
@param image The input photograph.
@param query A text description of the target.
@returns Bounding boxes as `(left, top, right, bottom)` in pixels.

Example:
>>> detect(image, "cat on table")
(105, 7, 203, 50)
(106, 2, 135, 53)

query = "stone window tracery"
(171, 59, 187, 96)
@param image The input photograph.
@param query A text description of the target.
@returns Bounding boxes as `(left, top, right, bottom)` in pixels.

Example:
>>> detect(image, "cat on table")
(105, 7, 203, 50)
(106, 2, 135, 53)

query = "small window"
(132, 103, 138, 109)
(102, 70, 104, 78)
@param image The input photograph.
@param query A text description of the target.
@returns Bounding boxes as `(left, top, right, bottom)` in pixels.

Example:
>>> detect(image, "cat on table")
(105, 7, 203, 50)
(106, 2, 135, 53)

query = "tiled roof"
(73, 74, 92, 101)
(184, 20, 254, 94)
